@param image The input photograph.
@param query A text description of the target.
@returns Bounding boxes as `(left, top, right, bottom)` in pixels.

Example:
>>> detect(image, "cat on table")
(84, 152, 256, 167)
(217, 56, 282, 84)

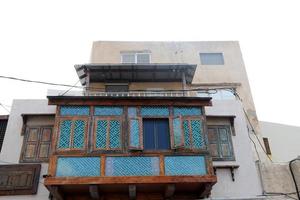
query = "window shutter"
(171, 116, 184, 149)
(190, 119, 205, 149)
(24, 128, 39, 160)
(58, 120, 72, 149)
(218, 127, 233, 158)
(207, 126, 235, 161)
(128, 117, 143, 150)
(37, 128, 52, 159)
(207, 128, 219, 158)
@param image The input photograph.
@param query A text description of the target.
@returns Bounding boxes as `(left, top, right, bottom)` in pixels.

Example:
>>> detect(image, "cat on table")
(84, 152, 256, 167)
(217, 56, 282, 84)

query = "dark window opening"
(143, 118, 170, 150)
(263, 137, 272, 155)
(105, 84, 129, 92)
(0, 119, 8, 152)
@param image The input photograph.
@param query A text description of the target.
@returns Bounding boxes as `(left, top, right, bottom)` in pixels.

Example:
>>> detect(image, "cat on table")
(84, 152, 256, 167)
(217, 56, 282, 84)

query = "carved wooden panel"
(0, 164, 41, 195)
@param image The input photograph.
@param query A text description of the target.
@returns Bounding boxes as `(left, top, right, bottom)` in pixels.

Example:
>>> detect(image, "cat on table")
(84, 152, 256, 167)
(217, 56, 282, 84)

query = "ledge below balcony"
(44, 176, 217, 200)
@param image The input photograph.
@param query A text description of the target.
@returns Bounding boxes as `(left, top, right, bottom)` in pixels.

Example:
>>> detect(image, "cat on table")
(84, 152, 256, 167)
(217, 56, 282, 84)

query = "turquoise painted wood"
(164, 156, 207, 175)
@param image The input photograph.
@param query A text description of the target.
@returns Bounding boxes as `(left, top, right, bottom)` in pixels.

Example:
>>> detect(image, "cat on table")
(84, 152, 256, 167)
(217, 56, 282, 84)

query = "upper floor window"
(20, 115, 54, 163)
(21, 126, 53, 163)
(200, 53, 224, 65)
(0, 118, 8, 152)
(105, 84, 129, 92)
(121, 52, 151, 64)
(207, 125, 235, 161)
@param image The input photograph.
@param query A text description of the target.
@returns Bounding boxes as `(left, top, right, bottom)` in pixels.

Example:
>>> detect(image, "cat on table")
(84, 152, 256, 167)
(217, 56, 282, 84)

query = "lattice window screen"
(141, 106, 169, 116)
(164, 156, 206, 175)
(105, 156, 159, 176)
(173, 107, 202, 116)
(94, 106, 123, 116)
(128, 118, 143, 150)
(56, 157, 100, 177)
(57, 119, 87, 150)
(60, 106, 90, 116)
(95, 118, 121, 150)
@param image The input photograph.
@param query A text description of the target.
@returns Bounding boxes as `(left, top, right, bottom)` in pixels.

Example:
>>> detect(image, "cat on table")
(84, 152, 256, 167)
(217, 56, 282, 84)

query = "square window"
(121, 53, 135, 63)
(200, 53, 224, 65)
(207, 125, 235, 161)
(121, 52, 151, 64)
(143, 118, 170, 150)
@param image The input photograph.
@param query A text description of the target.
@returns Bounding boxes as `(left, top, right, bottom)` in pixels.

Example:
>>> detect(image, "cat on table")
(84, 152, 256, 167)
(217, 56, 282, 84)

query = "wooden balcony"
(45, 154, 216, 200)
(45, 98, 216, 199)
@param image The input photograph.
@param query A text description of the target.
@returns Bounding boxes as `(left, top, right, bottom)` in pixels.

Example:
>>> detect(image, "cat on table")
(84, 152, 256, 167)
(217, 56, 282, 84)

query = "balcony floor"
(45, 175, 217, 200)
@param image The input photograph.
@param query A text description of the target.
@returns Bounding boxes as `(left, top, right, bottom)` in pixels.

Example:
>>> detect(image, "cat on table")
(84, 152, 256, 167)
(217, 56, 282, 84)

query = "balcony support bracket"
(47, 186, 64, 200)
(165, 184, 175, 199)
(89, 185, 100, 199)
(129, 185, 136, 200)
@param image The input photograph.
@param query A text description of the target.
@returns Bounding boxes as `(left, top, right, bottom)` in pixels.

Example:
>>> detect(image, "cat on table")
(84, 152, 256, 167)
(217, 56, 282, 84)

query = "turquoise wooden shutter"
(171, 116, 184, 149)
(128, 117, 143, 150)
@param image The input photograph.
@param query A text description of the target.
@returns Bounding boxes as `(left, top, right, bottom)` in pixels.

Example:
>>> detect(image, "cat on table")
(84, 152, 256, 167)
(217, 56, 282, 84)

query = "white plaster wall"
(206, 99, 263, 199)
(260, 121, 300, 163)
(0, 99, 56, 200)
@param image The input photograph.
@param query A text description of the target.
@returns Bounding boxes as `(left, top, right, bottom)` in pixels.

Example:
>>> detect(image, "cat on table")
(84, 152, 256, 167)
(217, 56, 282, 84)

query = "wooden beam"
(48, 98, 212, 107)
(44, 175, 217, 186)
(47, 186, 64, 200)
(164, 184, 175, 198)
(89, 185, 100, 199)
(129, 185, 136, 200)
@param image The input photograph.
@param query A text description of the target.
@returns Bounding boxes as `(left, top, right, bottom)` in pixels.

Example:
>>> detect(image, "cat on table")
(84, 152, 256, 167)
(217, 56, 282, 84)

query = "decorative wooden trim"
(48, 98, 212, 107)
(100, 155, 105, 176)
(44, 175, 217, 186)
(159, 155, 164, 176)
(0, 164, 41, 196)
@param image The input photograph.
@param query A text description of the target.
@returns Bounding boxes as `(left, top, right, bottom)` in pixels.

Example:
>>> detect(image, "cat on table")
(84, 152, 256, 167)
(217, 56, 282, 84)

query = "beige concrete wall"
(90, 41, 257, 121)
(260, 121, 300, 162)
(90, 82, 183, 91)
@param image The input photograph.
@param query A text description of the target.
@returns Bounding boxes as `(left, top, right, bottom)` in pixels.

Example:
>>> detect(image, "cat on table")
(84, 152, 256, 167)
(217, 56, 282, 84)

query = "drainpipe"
(289, 156, 300, 200)
(256, 160, 266, 195)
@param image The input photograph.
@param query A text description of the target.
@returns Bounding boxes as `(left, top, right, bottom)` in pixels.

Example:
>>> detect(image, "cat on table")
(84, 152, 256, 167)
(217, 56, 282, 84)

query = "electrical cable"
(0, 102, 10, 113)
(59, 80, 81, 96)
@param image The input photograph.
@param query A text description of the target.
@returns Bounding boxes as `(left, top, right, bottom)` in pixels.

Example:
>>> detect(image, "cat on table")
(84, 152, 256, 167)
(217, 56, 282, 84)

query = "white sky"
(0, 0, 300, 126)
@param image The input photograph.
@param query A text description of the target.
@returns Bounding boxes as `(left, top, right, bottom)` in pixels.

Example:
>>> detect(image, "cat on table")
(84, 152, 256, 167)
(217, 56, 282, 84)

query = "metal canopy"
(74, 63, 197, 86)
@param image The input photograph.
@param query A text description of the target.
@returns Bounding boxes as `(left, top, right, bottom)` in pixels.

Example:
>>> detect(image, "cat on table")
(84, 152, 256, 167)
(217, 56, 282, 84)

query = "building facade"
(0, 41, 270, 199)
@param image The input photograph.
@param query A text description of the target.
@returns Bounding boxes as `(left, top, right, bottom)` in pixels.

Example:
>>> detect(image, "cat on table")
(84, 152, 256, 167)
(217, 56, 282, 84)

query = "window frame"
(121, 52, 151, 64)
(181, 116, 206, 150)
(142, 118, 171, 151)
(207, 125, 235, 161)
(55, 116, 89, 153)
(199, 52, 225, 65)
(92, 116, 123, 151)
(20, 126, 53, 163)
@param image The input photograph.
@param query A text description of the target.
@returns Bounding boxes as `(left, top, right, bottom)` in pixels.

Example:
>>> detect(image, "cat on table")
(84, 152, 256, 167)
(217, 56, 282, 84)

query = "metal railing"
(47, 89, 202, 97)
(85, 91, 188, 97)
